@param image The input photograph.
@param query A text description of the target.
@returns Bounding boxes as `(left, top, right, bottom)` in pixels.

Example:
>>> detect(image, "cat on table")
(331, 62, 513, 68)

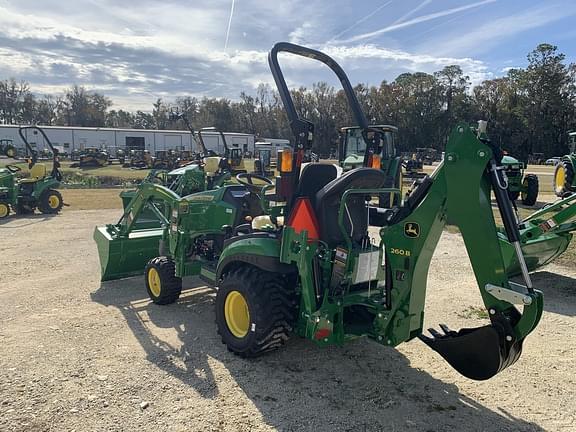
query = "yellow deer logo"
(404, 222, 420, 238)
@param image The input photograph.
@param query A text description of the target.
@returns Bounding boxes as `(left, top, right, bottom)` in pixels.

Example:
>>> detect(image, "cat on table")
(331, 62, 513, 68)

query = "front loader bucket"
(94, 226, 162, 281)
(501, 232, 572, 277)
(420, 323, 522, 381)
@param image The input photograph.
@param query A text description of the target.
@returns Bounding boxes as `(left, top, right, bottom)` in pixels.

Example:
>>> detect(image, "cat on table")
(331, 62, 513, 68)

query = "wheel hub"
(147, 267, 162, 297)
(224, 291, 250, 338)
(48, 195, 60, 209)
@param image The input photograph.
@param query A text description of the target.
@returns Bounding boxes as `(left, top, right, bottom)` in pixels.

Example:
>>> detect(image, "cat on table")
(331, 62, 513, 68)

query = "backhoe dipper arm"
(379, 124, 543, 380)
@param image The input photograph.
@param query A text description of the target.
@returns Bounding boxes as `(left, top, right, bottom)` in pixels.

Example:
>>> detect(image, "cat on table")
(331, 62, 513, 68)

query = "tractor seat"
(20, 164, 47, 183)
(295, 163, 339, 207)
(314, 168, 387, 247)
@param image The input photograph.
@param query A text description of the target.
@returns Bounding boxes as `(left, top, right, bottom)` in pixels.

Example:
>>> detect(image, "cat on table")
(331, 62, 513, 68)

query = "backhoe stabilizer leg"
(419, 290, 543, 380)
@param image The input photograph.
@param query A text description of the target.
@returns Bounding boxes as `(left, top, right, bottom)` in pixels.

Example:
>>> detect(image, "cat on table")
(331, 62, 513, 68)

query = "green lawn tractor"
(501, 155, 539, 206)
(94, 43, 545, 381)
(554, 132, 576, 197)
(0, 126, 64, 219)
(0, 139, 16, 158)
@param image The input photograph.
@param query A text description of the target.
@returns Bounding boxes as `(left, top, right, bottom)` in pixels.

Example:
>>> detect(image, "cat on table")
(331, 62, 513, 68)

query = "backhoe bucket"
(94, 226, 162, 281)
(420, 323, 522, 381)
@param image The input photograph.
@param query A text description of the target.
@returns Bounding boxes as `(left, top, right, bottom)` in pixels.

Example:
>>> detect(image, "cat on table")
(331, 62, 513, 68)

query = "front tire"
(145, 257, 182, 305)
(521, 174, 539, 206)
(38, 189, 63, 214)
(215, 267, 296, 357)
(554, 160, 575, 197)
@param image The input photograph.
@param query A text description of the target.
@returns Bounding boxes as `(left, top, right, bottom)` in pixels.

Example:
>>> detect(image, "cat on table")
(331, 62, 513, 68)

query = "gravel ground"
(0, 210, 575, 432)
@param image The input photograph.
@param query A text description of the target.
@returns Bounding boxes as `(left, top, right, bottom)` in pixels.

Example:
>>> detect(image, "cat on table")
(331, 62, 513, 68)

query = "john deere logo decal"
(404, 222, 420, 238)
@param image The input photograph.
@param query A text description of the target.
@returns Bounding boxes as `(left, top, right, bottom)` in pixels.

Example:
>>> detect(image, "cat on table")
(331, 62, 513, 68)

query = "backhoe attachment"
(377, 122, 544, 380)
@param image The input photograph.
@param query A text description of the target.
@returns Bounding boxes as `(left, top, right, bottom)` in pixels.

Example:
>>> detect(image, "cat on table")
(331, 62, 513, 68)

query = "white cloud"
(336, 0, 497, 43)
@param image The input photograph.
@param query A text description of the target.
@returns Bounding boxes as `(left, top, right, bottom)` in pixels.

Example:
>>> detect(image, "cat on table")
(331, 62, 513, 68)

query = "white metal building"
(0, 125, 255, 155)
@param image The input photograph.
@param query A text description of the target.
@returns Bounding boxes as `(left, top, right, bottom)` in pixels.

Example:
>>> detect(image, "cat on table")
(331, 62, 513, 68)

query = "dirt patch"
(0, 210, 575, 431)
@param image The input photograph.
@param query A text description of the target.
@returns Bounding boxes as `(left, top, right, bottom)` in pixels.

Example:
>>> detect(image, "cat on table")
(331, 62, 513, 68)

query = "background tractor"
(77, 147, 109, 167)
(95, 42, 545, 382)
(554, 131, 576, 197)
(0, 126, 63, 219)
(501, 155, 539, 206)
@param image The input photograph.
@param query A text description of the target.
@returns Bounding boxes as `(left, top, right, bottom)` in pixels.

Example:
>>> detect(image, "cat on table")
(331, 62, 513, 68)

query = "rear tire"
(216, 267, 296, 357)
(554, 160, 575, 197)
(521, 174, 538, 206)
(145, 257, 182, 305)
(38, 189, 63, 214)
(0, 201, 10, 219)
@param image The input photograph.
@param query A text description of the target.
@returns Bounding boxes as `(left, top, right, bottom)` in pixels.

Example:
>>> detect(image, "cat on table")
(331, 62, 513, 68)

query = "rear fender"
(216, 235, 296, 281)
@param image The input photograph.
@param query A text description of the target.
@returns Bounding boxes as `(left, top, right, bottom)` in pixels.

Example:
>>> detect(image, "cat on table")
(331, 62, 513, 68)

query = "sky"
(0, 0, 575, 111)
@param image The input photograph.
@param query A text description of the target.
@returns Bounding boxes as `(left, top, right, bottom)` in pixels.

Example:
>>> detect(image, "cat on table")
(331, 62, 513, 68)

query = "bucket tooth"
(419, 323, 522, 381)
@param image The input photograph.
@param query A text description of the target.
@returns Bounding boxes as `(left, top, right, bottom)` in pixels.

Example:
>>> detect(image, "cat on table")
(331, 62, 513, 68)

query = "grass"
(458, 306, 490, 320)
(0, 159, 149, 182)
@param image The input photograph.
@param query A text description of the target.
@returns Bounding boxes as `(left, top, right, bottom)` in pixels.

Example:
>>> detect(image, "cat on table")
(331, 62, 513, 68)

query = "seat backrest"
(314, 168, 387, 248)
(30, 164, 46, 179)
(295, 163, 338, 207)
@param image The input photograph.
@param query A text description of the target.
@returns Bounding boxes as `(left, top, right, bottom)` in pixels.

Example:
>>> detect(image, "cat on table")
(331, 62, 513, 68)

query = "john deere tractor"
(554, 131, 576, 197)
(501, 155, 539, 206)
(0, 126, 63, 219)
(95, 43, 547, 381)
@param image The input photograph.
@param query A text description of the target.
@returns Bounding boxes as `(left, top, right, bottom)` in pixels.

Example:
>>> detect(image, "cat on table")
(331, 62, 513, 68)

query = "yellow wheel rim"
(7, 149, 14, 157)
(224, 291, 250, 338)
(555, 166, 566, 193)
(148, 267, 162, 297)
(48, 195, 60, 209)
(0, 204, 8, 218)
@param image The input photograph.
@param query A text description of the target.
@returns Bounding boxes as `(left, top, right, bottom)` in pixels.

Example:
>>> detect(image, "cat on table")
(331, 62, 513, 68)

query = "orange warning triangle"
(287, 197, 320, 241)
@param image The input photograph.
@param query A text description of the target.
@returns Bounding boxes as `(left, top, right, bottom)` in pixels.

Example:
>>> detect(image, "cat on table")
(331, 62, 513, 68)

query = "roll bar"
(268, 42, 369, 151)
(18, 125, 59, 168)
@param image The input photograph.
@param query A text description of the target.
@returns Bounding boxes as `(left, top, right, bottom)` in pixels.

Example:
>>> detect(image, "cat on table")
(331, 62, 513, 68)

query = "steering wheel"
(5, 164, 21, 173)
(236, 173, 273, 193)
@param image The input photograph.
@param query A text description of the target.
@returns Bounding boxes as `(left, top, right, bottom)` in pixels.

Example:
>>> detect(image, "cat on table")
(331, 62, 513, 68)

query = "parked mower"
(554, 131, 576, 197)
(123, 149, 153, 169)
(0, 139, 16, 158)
(0, 126, 63, 218)
(502, 155, 539, 206)
(94, 43, 545, 381)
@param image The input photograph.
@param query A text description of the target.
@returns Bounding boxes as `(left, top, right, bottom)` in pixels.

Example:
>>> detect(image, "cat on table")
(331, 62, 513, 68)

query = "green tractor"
(554, 131, 576, 197)
(501, 155, 539, 206)
(0, 126, 64, 219)
(0, 139, 17, 158)
(94, 43, 547, 381)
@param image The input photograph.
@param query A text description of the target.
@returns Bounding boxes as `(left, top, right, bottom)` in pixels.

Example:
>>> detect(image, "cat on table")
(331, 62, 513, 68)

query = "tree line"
(0, 43, 574, 159)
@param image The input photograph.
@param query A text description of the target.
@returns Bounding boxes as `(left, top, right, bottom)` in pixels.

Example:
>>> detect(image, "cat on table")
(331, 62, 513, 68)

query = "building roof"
(0, 124, 252, 136)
